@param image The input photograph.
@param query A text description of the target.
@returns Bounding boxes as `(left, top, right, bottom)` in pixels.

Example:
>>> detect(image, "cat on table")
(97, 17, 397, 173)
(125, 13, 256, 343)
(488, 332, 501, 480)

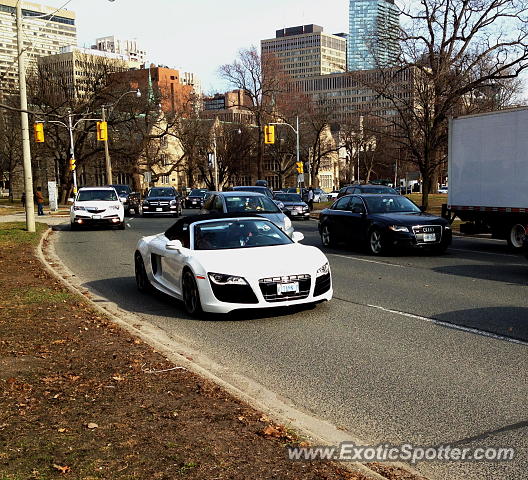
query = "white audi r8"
(134, 214, 332, 315)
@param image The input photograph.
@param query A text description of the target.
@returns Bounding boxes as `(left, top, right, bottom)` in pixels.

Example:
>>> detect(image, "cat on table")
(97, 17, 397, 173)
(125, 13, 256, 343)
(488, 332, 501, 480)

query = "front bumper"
(142, 204, 179, 214)
(386, 227, 452, 249)
(197, 272, 333, 314)
(72, 214, 122, 226)
(185, 199, 203, 208)
(287, 208, 310, 219)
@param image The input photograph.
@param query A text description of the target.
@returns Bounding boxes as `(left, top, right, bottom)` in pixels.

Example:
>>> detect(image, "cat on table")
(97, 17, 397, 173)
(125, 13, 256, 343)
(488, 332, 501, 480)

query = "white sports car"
(134, 214, 333, 315)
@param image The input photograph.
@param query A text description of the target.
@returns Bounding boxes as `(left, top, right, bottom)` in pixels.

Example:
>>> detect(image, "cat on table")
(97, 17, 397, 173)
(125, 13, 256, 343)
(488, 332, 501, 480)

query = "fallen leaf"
(263, 424, 283, 438)
(87, 423, 98, 429)
(53, 464, 71, 474)
(112, 375, 125, 382)
(259, 415, 270, 423)
(58, 428, 66, 433)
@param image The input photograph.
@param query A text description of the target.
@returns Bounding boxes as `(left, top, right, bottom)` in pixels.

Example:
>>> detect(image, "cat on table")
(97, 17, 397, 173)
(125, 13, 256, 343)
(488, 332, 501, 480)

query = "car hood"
(281, 201, 307, 207)
(192, 243, 327, 278)
(369, 212, 448, 225)
(145, 196, 176, 202)
(74, 200, 121, 209)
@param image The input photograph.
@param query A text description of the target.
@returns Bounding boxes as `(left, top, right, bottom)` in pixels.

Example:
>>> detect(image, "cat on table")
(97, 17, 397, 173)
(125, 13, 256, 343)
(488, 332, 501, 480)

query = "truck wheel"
(507, 224, 525, 250)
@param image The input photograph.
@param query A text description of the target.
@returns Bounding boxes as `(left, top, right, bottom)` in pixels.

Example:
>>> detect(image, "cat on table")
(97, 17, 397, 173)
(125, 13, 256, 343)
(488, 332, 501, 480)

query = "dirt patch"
(0, 224, 377, 480)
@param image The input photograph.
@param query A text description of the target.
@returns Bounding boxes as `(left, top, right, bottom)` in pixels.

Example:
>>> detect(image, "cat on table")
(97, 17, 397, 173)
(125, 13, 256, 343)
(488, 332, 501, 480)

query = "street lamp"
(101, 89, 141, 185)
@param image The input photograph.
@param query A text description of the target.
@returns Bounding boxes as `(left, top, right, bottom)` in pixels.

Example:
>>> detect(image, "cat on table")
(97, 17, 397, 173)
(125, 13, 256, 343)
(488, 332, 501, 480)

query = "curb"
(37, 227, 429, 480)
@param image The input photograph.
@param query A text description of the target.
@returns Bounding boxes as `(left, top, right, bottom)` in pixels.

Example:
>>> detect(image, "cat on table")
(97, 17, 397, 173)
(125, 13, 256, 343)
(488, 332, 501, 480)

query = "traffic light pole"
(101, 106, 112, 186)
(16, 3, 35, 232)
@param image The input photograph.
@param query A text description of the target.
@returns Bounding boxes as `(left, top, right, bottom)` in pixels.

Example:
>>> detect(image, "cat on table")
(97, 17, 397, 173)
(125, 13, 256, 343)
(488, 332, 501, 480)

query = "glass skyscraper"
(348, 0, 399, 71)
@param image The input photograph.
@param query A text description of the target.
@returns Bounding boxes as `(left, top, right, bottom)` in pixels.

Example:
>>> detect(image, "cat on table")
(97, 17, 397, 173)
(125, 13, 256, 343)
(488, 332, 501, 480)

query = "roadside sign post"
(47, 181, 58, 212)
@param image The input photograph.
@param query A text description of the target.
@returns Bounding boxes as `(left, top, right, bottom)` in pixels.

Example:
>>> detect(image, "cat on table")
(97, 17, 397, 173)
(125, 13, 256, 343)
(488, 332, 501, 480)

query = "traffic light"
(96, 121, 108, 141)
(264, 125, 275, 144)
(296, 161, 304, 174)
(34, 123, 44, 143)
(69, 158, 76, 171)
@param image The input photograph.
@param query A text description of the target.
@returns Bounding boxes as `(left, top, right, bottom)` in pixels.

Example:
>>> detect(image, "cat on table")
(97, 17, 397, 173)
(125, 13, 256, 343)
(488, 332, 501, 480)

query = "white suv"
(70, 187, 125, 230)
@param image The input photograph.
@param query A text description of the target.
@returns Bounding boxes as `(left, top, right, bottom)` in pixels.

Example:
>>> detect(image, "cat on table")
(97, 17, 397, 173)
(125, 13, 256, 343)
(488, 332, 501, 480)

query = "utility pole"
(213, 128, 218, 190)
(357, 115, 363, 185)
(101, 106, 112, 185)
(67, 111, 78, 194)
(270, 116, 301, 188)
(17, 3, 35, 232)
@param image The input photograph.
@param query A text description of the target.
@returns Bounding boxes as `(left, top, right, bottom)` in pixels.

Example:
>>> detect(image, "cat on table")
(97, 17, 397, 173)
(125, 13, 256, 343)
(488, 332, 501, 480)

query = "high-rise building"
(261, 24, 346, 79)
(348, 0, 399, 71)
(0, 0, 76, 94)
(93, 36, 147, 64)
(37, 46, 139, 100)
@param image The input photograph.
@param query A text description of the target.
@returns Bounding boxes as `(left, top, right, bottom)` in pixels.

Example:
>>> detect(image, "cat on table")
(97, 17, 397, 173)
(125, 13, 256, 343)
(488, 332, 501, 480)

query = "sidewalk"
(0, 222, 389, 480)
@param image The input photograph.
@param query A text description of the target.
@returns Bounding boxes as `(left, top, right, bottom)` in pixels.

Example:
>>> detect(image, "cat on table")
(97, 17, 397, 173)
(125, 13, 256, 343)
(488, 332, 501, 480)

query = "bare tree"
(219, 47, 285, 180)
(364, 0, 528, 209)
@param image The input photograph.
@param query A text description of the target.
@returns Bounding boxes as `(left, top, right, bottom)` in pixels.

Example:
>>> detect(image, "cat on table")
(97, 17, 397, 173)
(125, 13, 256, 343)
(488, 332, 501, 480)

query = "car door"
(346, 196, 368, 243)
(324, 196, 352, 241)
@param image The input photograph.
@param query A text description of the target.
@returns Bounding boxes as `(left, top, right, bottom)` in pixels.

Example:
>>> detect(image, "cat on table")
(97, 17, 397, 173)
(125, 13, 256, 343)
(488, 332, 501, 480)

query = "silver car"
(201, 191, 294, 237)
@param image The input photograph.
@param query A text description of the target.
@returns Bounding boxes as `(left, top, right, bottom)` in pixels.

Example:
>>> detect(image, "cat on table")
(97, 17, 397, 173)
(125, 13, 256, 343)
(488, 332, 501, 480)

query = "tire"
(70, 222, 78, 231)
(135, 252, 152, 293)
(506, 223, 525, 251)
(320, 225, 334, 247)
(182, 269, 202, 316)
(118, 221, 126, 230)
(368, 228, 386, 256)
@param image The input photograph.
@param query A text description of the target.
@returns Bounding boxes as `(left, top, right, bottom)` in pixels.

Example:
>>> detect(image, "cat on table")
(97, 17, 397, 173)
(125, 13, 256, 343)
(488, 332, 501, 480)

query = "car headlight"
(119, 196, 127, 203)
(445, 225, 451, 230)
(170, 199, 178, 206)
(284, 216, 292, 230)
(388, 225, 409, 232)
(143, 200, 149, 205)
(316, 262, 330, 277)
(109, 205, 121, 210)
(73, 206, 85, 211)
(208, 273, 248, 286)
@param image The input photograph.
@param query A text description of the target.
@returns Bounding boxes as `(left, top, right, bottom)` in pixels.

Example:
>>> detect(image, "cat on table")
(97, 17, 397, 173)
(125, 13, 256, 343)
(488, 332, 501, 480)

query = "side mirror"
(292, 231, 304, 243)
(166, 240, 183, 251)
(276, 201, 285, 210)
(419, 206, 426, 212)
(67, 198, 74, 203)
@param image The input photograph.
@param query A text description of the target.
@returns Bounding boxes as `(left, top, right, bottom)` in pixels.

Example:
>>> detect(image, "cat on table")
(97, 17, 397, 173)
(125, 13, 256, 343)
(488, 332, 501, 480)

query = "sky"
(48, 0, 350, 94)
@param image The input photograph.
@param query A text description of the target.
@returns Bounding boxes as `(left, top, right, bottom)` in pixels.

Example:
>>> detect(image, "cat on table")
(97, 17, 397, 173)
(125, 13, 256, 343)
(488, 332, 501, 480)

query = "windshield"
(110, 185, 130, 195)
(148, 188, 175, 197)
(189, 189, 207, 197)
(77, 190, 117, 202)
(364, 195, 421, 214)
(224, 195, 280, 214)
(274, 193, 302, 202)
(194, 219, 291, 250)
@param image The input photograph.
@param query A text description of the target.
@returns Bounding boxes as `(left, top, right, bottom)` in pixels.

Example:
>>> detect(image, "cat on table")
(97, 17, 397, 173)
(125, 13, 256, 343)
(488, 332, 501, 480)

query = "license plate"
(424, 233, 436, 242)
(278, 282, 299, 294)
(192, 201, 197, 204)
(92, 215, 101, 219)
(156, 208, 162, 212)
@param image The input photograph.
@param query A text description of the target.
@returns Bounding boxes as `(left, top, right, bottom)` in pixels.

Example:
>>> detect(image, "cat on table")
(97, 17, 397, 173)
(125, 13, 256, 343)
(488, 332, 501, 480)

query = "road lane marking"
(328, 253, 403, 268)
(335, 296, 528, 346)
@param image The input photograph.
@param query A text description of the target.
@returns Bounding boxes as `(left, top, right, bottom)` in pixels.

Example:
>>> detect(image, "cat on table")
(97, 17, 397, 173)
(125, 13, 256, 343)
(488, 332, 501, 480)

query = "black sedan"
(337, 184, 398, 198)
(185, 189, 209, 209)
(142, 187, 182, 217)
(273, 192, 310, 220)
(318, 194, 452, 255)
(523, 233, 528, 260)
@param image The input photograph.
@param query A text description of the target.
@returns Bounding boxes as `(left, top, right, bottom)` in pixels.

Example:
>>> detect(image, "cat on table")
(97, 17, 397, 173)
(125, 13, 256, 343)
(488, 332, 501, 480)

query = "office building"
(261, 24, 346, 79)
(37, 46, 139, 100)
(93, 35, 147, 64)
(0, 0, 76, 94)
(201, 89, 254, 124)
(348, 0, 399, 71)
(110, 65, 193, 114)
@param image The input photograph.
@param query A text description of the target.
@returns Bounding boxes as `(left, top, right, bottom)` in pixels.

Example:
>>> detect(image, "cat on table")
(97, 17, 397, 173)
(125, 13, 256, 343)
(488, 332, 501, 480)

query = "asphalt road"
(53, 213, 527, 480)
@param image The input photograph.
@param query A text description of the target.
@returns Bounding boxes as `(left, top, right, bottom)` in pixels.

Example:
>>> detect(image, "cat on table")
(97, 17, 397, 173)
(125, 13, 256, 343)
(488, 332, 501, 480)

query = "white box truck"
(444, 108, 528, 250)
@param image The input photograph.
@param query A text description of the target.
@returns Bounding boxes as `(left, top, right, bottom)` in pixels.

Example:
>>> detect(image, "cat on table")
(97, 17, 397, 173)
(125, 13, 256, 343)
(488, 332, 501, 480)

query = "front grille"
(148, 201, 170, 206)
(86, 207, 106, 213)
(314, 273, 331, 297)
(259, 274, 311, 302)
(210, 283, 258, 304)
(412, 225, 443, 244)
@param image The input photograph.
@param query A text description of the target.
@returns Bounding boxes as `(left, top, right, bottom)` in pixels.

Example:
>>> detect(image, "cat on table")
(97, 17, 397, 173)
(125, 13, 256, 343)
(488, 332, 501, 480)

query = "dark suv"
(142, 187, 182, 217)
(108, 184, 141, 216)
(185, 189, 209, 209)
